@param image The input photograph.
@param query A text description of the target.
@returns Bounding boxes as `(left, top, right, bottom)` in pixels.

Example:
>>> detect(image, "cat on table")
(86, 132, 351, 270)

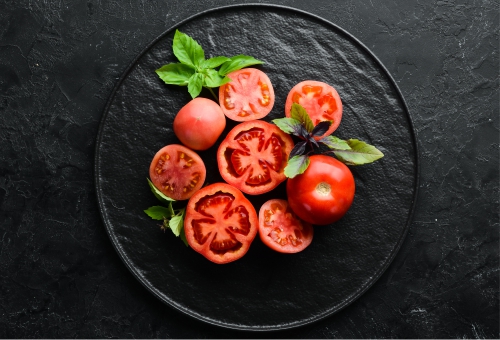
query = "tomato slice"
(218, 68, 275, 121)
(149, 144, 206, 200)
(217, 120, 294, 195)
(258, 199, 313, 253)
(259, 199, 314, 254)
(285, 80, 343, 138)
(184, 183, 259, 264)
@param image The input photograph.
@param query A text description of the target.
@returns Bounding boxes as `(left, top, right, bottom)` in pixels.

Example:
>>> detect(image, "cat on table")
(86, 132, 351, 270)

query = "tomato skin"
(149, 144, 206, 200)
(219, 68, 275, 121)
(286, 155, 355, 225)
(184, 183, 258, 264)
(285, 80, 343, 139)
(258, 199, 313, 253)
(217, 120, 294, 195)
(173, 97, 226, 151)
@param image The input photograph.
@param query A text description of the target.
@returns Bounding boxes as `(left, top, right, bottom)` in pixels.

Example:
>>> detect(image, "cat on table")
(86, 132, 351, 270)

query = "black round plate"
(95, 4, 419, 331)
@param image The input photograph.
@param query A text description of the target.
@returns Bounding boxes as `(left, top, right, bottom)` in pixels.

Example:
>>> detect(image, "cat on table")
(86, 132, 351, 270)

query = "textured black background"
(0, 0, 498, 338)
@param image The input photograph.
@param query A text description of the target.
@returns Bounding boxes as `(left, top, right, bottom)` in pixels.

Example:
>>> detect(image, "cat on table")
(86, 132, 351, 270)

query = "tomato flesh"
(219, 68, 275, 121)
(259, 199, 313, 253)
(217, 121, 294, 195)
(149, 144, 206, 200)
(287, 155, 355, 225)
(184, 183, 258, 264)
(285, 80, 343, 138)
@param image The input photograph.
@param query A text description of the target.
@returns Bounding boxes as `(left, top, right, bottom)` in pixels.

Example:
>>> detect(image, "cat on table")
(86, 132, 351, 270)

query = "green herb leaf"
(147, 178, 174, 202)
(180, 230, 189, 247)
(290, 103, 315, 133)
(200, 56, 231, 69)
(172, 30, 205, 68)
(204, 69, 231, 88)
(169, 212, 184, 237)
(144, 206, 172, 220)
(284, 155, 310, 178)
(218, 54, 264, 76)
(272, 117, 303, 135)
(333, 139, 384, 165)
(320, 135, 352, 150)
(155, 63, 195, 86)
(188, 72, 204, 98)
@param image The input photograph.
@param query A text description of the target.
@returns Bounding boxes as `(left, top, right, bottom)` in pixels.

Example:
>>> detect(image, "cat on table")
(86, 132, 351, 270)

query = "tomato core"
(316, 182, 331, 196)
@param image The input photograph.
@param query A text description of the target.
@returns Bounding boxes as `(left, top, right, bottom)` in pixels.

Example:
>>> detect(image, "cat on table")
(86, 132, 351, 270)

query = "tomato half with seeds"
(259, 199, 313, 253)
(219, 68, 275, 121)
(285, 80, 343, 138)
(149, 144, 206, 200)
(217, 120, 294, 195)
(184, 183, 259, 264)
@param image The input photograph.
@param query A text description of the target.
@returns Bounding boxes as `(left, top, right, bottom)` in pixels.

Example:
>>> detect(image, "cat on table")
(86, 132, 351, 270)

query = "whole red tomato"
(184, 183, 258, 264)
(286, 155, 355, 225)
(173, 97, 226, 150)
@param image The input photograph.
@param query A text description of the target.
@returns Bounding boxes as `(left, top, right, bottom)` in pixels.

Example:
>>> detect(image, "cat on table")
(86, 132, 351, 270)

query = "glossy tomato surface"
(219, 68, 275, 121)
(149, 144, 206, 200)
(184, 183, 258, 264)
(217, 120, 294, 195)
(258, 199, 313, 253)
(287, 155, 355, 225)
(173, 97, 226, 150)
(285, 80, 343, 138)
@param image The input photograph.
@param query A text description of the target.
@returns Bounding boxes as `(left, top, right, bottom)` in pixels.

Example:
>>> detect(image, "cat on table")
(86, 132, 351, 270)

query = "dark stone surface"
(0, 0, 498, 338)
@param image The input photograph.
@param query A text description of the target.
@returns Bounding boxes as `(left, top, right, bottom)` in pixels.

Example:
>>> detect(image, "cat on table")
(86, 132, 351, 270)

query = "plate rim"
(94, 3, 420, 332)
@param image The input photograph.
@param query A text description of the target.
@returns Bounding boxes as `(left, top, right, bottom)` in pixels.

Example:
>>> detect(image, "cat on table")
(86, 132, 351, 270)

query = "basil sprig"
(273, 103, 384, 178)
(144, 179, 188, 246)
(155, 30, 263, 99)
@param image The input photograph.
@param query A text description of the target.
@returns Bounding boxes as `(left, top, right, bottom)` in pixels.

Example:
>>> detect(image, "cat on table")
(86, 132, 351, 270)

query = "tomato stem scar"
(316, 182, 331, 196)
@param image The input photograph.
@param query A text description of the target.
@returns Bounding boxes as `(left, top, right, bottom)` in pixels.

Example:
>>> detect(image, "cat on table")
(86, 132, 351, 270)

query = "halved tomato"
(217, 120, 294, 195)
(149, 144, 206, 200)
(184, 183, 259, 264)
(218, 68, 275, 121)
(258, 199, 313, 253)
(285, 80, 343, 138)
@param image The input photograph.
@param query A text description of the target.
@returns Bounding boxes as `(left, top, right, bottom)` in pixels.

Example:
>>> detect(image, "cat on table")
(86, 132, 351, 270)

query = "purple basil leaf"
(307, 134, 319, 148)
(290, 141, 307, 158)
(297, 124, 310, 139)
(312, 121, 332, 136)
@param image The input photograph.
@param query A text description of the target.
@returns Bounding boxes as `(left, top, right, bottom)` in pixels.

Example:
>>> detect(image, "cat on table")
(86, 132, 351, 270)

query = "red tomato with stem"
(285, 80, 343, 139)
(217, 120, 294, 195)
(219, 68, 275, 121)
(258, 199, 313, 253)
(286, 155, 355, 225)
(184, 183, 259, 264)
(149, 144, 206, 200)
(173, 97, 226, 150)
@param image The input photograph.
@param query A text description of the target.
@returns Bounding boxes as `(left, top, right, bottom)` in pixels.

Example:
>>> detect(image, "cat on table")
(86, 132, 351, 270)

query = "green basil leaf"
(173, 30, 205, 68)
(284, 155, 310, 178)
(200, 56, 231, 69)
(290, 103, 315, 133)
(169, 214, 184, 237)
(320, 135, 352, 150)
(187, 73, 204, 98)
(272, 117, 303, 135)
(180, 229, 189, 247)
(147, 178, 174, 202)
(144, 206, 172, 220)
(218, 54, 264, 76)
(333, 139, 384, 165)
(204, 69, 231, 88)
(155, 63, 195, 86)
